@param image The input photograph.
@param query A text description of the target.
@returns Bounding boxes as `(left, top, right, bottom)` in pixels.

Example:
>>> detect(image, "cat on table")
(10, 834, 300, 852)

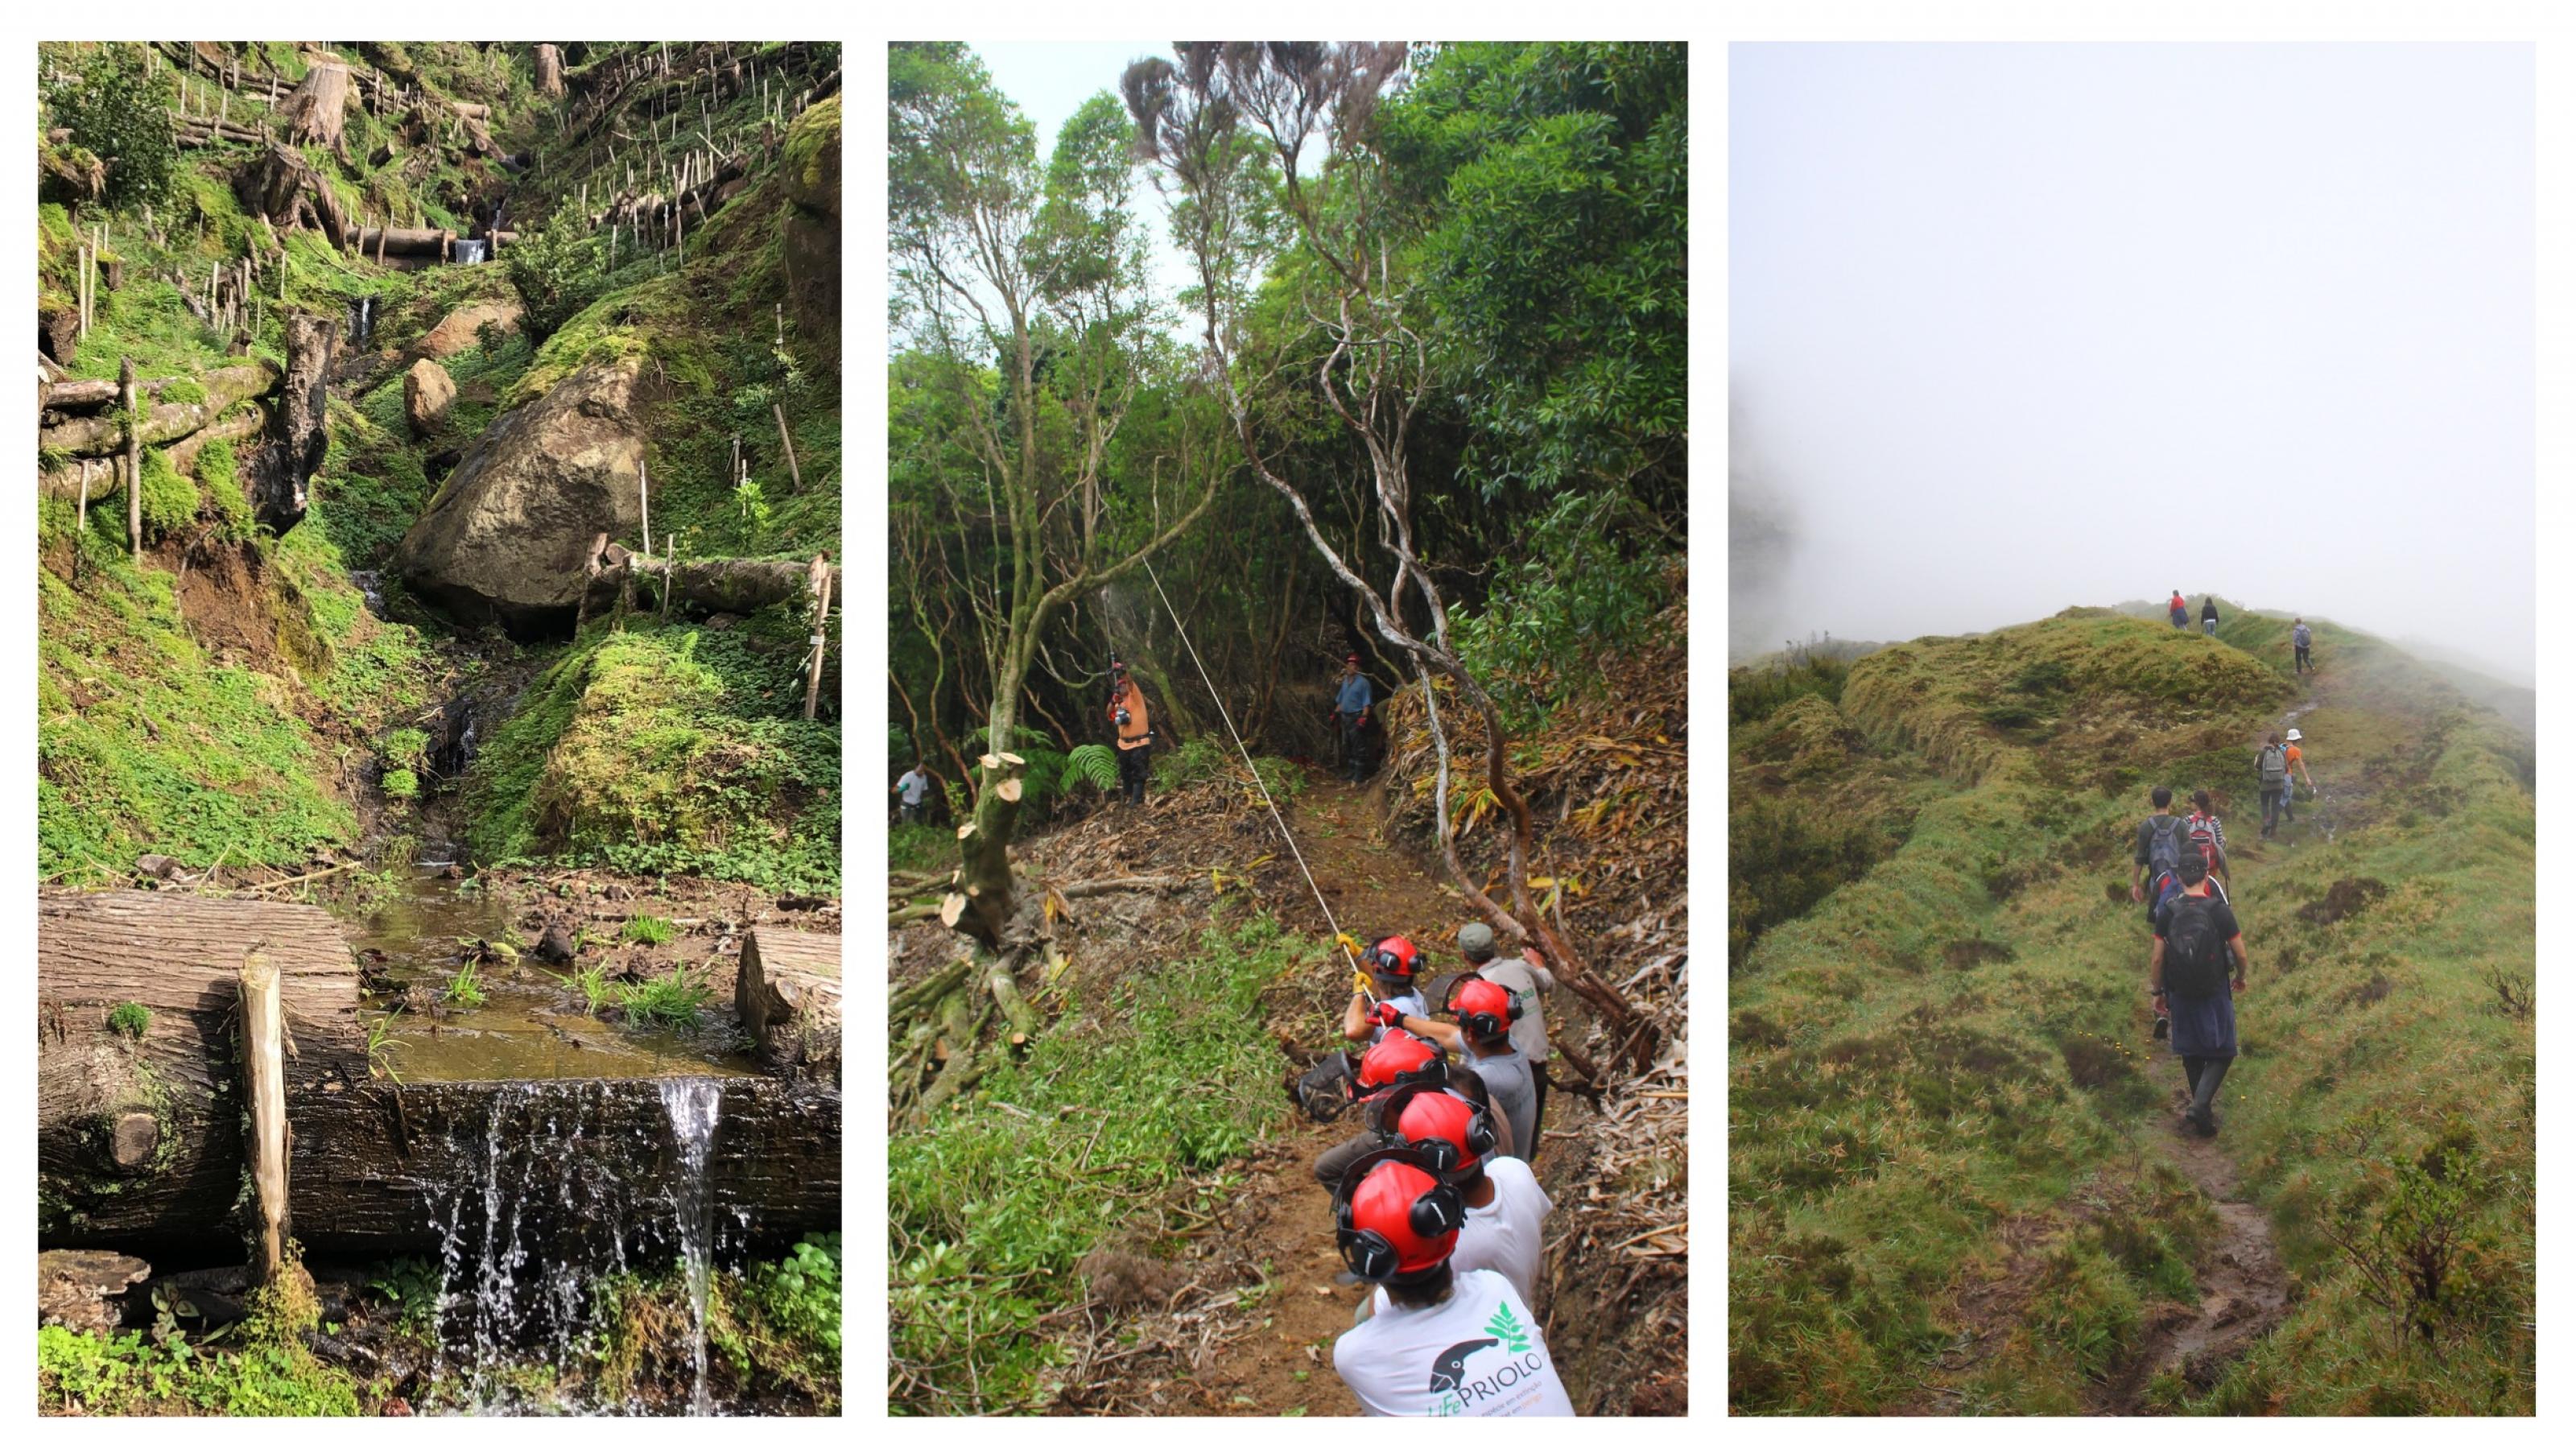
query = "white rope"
(1141, 558, 1362, 975)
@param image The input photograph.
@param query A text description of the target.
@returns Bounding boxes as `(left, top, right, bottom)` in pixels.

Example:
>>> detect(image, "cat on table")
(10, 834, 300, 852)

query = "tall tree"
(890, 46, 1217, 957)
(1126, 43, 1653, 1067)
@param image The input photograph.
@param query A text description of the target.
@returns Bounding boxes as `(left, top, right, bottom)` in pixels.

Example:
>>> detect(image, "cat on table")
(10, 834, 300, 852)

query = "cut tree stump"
(37, 1249, 151, 1336)
(735, 929, 841, 1083)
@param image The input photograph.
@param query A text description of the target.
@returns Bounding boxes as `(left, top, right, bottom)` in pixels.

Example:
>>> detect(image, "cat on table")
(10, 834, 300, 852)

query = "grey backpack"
(2258, 745, 2288, 788)
(2145, 815, 2188, 876)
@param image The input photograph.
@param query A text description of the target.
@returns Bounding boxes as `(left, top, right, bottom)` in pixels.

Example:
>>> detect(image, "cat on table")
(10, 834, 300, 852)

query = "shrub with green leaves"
(43, 46, 178, 208)
(504, 212, 609, 341)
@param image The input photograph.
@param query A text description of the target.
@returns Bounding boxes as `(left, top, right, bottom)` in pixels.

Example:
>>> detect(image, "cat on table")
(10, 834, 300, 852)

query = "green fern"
(1063, 744, 1119, 793)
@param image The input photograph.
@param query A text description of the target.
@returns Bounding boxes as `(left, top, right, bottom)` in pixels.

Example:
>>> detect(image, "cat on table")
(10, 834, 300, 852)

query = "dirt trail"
(2089, 1118, 2292, 1412)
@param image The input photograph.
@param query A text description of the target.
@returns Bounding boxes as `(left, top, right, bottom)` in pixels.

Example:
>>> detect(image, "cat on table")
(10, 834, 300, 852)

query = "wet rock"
(412, 296, 525, 361)
(38, 1249, 151, 1335)
(536, 923, 576, 964)
(134, 853, 184, 881)
(403, 358, 455, 438)
(393, 357, 647, 634)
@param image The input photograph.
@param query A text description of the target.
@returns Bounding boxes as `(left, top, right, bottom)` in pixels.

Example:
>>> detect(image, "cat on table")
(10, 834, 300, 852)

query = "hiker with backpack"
(2292, 618, 2314, 675)
(2257, 733, 2293, 837)
(2151, 852, 2249, 1137)
(2185, 789, 2231, 887)
(2281, 729, 2316, 824)
(2201, 597, 2221, 637)
(2168, 590, 2190, 630)
(2131, 786, 2191, 910)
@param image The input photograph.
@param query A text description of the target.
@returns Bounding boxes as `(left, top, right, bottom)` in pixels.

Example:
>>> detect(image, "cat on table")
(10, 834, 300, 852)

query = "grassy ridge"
(1728, 610, 2534, 1414)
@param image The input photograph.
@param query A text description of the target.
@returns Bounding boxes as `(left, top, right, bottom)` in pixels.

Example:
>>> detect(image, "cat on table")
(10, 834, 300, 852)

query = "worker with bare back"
(1108, 668, 1153, 807)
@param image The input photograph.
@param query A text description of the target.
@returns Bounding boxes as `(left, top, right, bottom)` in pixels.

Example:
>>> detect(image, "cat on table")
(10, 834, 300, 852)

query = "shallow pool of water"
(344, 872, 758, 1082)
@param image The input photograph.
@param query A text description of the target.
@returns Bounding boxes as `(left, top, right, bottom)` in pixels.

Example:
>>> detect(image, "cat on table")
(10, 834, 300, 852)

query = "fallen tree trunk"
(39, 405, 268, 505)
(584, 547, 844, 618)
(39, 361, 278, 456)
(38, 891, 363, 1257)
(39, 894, 840, 1259)
(736, 929, 841, 1083)
(353, 226, 456, 258)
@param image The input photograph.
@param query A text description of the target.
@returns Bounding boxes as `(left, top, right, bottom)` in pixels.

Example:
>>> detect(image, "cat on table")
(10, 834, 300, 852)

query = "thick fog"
(1730, 44, 2535, 684)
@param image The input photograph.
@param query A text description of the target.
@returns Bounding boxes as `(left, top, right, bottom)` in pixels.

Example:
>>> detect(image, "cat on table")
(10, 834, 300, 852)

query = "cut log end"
(110, 1111, 160, 1168)
(997, 778, 1024, 803)
(939, 894, 967, 928)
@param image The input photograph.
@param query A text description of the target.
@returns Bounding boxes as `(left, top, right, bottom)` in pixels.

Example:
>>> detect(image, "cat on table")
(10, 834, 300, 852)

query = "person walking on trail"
(1333, 654, 1377, 783)
(2150, 852, 2249, 1137)
(2184, 789, 2231, 888)
(2145, 815, 2231, 1042)
(2280, 728, 2316, 825)
(892, 762, 933, 825)
(2256, 733, 2292, 838)
(1458, 923, 1557, 1146)
(1314, 1027, 1450, 1198)
(1385, 976, 1541, 1165)
(1367, 1083, 1553, 1315)
(2201, 596, 2221, 637)
(2131, 786, 2191, 911)
(1330, 1154, 1576, 1416)
(2169, 590, 2190, 630)
(2292, 617, 2314, 675)
(1107, 676, 1154, 807)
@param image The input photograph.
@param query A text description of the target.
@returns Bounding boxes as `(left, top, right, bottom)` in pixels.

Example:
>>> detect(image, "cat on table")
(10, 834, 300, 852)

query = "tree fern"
(1062, 743, 1119, 793)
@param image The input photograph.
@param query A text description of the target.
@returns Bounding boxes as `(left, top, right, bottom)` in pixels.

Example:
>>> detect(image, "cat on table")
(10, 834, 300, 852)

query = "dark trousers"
(1336, 712, 1370, 781)
(2182, 1055, 2232, 1122)
(2294, 644, 2312, 674)
(1117, 743, 1150, 805)
(1314, 1129, 1382, 1195)
(2260, 784, 2285, 836)
(1528, 1061, 1550, 1158)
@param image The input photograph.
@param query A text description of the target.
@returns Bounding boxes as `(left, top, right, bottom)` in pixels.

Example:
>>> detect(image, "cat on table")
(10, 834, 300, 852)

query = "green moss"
(106, 1002, 151, 1040)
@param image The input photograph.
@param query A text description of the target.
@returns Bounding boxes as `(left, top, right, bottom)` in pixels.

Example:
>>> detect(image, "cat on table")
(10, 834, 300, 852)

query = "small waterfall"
(454, 238, 490, 265)
(350, 295, 375, 349)
(661, 1079, 722, 1417)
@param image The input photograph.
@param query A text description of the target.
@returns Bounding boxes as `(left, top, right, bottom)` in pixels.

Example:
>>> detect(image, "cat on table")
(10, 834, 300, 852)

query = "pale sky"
(1731, 43, 2535, 683)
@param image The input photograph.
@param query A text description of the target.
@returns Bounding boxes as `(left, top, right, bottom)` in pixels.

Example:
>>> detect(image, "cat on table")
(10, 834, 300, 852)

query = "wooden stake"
(238, 948, 290, 1283)
(803, 553, 832, 722)
(774, 401, 802, 492)
(638, 458, 650, 559)
(121, 357, 140, 564)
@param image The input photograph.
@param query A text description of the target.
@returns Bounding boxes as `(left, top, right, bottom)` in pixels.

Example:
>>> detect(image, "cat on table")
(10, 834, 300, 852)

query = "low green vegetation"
(889, 910, 1300, 1414)
(465, 624, 838, 893)
(614, 965, 716, 1032)
(440, 959, 487, 1009)
(105, 1002, 151, 1040)
(1729, 609, 2534, 1414)
(621, 914, 677, 945)
(38, 1278, 363, 1417)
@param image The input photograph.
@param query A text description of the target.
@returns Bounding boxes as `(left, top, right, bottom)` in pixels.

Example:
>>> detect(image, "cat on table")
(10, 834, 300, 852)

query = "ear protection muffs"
(1332, 1150, 1466, 1281)
(1447, 975, 1524, 1042)
(1373, 1083, 1499, 1178)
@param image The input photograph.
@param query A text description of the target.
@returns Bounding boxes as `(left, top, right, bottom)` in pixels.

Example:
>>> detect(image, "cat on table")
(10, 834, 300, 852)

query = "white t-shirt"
(1372, 1157, 1552, 1314)
(1335, 1268, 1575, 1417)
(1368, 992, 1428, 1043)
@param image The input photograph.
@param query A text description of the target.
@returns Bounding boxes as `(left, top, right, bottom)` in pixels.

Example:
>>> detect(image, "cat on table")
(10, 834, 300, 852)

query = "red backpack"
(2186, 811, 2221, 865)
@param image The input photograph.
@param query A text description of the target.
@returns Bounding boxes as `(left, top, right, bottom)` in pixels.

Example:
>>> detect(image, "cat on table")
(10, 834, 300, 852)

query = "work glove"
(1373, 1001, 1404, 1028)
(1358, 712, 1369, 728)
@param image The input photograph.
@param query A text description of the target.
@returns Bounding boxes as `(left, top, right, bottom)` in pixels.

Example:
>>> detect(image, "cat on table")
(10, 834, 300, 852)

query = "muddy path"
(2087, 1117, 2292, 1413)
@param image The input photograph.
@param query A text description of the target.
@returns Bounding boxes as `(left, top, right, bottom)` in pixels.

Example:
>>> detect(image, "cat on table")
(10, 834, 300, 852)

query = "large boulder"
(393, 358, 646, 634)
(779, 96, 840, 341)
(402, 358, 454, 437)
(412, 296, 524, 361)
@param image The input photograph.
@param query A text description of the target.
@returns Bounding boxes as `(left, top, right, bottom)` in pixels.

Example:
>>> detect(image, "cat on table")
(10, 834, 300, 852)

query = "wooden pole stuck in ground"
(239, 947, 289, 1282)
(120, 357, 139, 564)
(774, 402, 802, 493)
(803, 553, 832, 721)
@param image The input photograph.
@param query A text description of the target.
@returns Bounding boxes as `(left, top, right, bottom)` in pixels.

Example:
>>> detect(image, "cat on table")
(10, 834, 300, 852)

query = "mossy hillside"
(465, 622, 836, 892)
(1729, 612, 2535, 1414)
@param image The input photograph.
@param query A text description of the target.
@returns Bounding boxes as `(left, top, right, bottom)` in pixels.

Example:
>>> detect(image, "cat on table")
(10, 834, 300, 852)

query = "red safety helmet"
(1335, 1152, 1464, 1282)
(1376, 1082, 1498, 1179)
(1351, 1029, 1448, 1100)
(1447, 975, 1522, 1041)
(1364, 935, 1422, 984)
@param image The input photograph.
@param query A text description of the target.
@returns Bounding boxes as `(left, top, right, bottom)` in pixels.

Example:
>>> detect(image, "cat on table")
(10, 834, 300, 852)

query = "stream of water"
(662, 1079, 721, 1417)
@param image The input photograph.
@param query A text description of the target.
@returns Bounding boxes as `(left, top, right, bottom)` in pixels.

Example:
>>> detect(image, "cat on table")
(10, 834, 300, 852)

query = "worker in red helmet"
(1313, 1029, 1448, 1198)
(1330, 1154, 1575, 1416)
(1372, 1084, 1554, 1311)
(1385, 973, 1542, 1164)
(1342, 935, 1428, 1046)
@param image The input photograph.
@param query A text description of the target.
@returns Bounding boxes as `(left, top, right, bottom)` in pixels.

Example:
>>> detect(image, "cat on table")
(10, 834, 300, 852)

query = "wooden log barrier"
(736, 929, 841, 1083)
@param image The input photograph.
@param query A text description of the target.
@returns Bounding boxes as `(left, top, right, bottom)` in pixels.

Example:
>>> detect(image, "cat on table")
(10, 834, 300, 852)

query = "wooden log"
(41, 360, 280, 457)
(599, 554, 845, 618)
(735, 929, 841, 1083)
(39, 403, 268, 503)
(889, 958, 970, 1019)
(535, 43, 566, 99)
(350, 226, 454, 257)
(38, 891, 363, 1256)
(803, 553, 832, 722)
(774, 401, 803, 491)
(238, 951, 289, 1281)
(279, 64, 353, 156)
(38, 1250, 151, 1336)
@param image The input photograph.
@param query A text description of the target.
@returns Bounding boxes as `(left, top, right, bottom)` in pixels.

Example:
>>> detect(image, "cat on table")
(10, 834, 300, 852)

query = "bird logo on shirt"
(1427, 1338, 1500, 1394)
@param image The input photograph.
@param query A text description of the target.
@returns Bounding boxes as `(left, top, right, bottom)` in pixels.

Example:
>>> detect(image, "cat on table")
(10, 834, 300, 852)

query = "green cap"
(1457, 923, 1496, 958)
